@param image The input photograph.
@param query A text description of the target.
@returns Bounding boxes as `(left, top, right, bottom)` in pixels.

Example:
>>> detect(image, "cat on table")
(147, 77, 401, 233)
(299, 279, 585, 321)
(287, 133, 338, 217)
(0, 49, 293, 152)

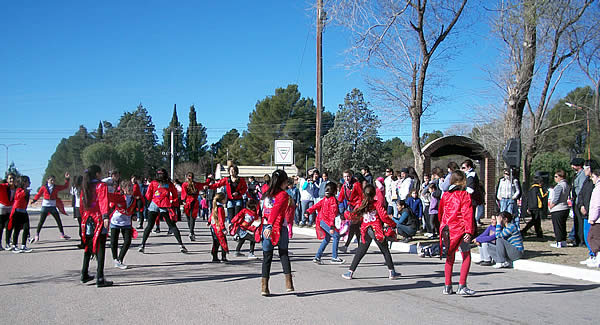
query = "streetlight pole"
(565, 102, 591, 160)
(0, 143, 25, 174)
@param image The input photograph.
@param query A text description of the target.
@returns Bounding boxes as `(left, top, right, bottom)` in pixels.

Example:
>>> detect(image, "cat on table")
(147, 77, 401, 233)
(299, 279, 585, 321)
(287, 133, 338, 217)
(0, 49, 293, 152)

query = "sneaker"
(117, 261, 128, 270)
(221, 257, 229, 262)
(389, 270, 401, 280)
(12, 246, 22, 253)
(234, 251, 245, 257)
(339, 246, 348, 253)
(341, 271, 353, 280)
(114, 259, 121, 268)
(550, 241, 566, 248)
(180, 246, 188, 254)
(312, 257, 323, 265)
(586, 256, 599, 268)
(29, 235, 39, 244)
(417, 242, 425, 257)
(138, 246, 145, 253)
(492, 261, 511, 269)
(330, 257, 344, 264)
(136, 224, 144, 229)
(247, 253, 258, 259)
(457, 285, 476, 296)
(401, 237, 412, 243)
(479, 260, 493, 266)
(60, 234, 71, 240)
(189, 234, 196, 241)
(152, 228, 160, 234)
(424, 233, 434, 239)
(20, 246, 32, 253)
(580, 256, 594, 265)
(442, 285, 454, 295)
(4, 244, 13, 251)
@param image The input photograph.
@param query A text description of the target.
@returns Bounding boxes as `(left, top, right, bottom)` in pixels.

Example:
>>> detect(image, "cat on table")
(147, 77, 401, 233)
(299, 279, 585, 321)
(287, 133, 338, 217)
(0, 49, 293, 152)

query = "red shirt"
(306, 196, 339, 239)
(338, 180, 363, 209)
(438, 189, 474, 241)
(80, 181, 110, 253)
(34, 180, 70, 201)
(210, 177, 247, 200)
(145, 181, 178, 208)
(356, 201, 395, 243)
(262, 190, 291, 245)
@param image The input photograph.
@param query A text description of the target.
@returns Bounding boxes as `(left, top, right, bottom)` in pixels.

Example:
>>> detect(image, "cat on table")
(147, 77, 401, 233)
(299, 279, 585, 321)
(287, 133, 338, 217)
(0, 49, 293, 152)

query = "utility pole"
(315, 0, 324, 171)
(0, 143, 25, 174)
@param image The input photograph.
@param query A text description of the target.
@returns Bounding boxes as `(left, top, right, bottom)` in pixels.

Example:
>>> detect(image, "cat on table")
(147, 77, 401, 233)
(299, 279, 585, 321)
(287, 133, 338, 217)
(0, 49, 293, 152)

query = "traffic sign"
(274, 140, 294, 165)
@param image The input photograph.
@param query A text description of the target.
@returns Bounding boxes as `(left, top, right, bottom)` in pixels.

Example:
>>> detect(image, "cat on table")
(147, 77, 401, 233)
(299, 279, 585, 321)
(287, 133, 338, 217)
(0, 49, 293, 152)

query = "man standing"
(570, 158, 586, 247)
(461, 160, 484, 227)
(496, 168, 521, 216)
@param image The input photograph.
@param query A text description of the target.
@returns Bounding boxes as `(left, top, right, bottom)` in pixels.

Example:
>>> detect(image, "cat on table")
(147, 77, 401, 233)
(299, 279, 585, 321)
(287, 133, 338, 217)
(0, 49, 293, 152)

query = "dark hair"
(363, 167, 370, 173)
(16, 175, 30, 189)
(352, 184, 376, 221)
(156, 168, 169, 184)
(591, 168, 600, 178)
(396, 199, 406, 208)
(584, 160, 599, 170)
(81, 165, 101, 209)
(355, 173, 366, 184)
(500, 211, 513, 223)
(186, 172, 194, 179)
(265, 169, 288, 198)
(5, 172, 16, 181)
(532, 176, 542, 185)
(555, 169, 566, 179)
(246, 199, 258, 211)
(229, 165, 239, 175)
(462, 159, 474, 169)
(432, 167, 444, 177)
(263, 174, 271, 183)
(325, 182, 337, 194)
(450, 170, 466, 189)
(428, 183, 438, 191)
(447, 162, 459, 171)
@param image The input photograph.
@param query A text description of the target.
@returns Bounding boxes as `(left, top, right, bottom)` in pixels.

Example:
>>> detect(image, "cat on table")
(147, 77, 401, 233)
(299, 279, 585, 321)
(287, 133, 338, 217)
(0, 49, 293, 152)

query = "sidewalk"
(292, 226, 600, 283)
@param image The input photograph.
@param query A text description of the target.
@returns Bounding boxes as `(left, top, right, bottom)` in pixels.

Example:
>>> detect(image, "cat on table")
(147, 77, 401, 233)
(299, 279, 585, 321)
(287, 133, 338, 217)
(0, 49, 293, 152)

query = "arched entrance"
(422, 136, 496, 219)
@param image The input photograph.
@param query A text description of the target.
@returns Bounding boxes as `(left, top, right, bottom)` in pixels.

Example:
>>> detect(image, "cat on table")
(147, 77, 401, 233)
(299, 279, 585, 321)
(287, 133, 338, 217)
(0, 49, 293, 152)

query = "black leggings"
(82, 233, 107, 280)
(551, 209, 569, 242)
(36, 206, 65, 235)
(110, 227, 132, 262)
(0, 212, 11, 246)
(10, 211, 30, 246)
(236, 233, 256, 253)
(262, 249, 291, 278)
(428, 213, 439, 235)
(211, 228, 227, 258)
(349, 227, 395, 272)
(344, 223, 361, 248)
(141, 211, 183, 247)
(187, 214, 196, 235)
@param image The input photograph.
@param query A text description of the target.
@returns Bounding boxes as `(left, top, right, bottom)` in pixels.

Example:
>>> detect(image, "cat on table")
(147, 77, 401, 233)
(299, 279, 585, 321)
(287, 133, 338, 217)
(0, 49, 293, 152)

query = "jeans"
(476, 204, 485, 224)
(388, 201, 398, 218)
(301, 200, 314, 225)
(315, 220, 340, 259)
(584, 221, 593, 256)
(262, 226, 291, 278)
(500, 199, 517, 215)
(488, 238, 523, 263)
(395, 223, 416, 237)
(226, 199, 243, 223)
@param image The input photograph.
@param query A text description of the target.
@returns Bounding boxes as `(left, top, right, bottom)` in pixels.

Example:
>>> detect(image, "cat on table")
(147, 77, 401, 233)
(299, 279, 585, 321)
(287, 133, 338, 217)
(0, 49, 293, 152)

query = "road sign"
(274, 140, 294, 165)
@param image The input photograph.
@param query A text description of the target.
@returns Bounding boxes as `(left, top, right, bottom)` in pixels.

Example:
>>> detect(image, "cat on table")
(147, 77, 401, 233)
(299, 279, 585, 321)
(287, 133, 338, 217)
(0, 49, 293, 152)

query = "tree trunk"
(411, 112, 424, 177)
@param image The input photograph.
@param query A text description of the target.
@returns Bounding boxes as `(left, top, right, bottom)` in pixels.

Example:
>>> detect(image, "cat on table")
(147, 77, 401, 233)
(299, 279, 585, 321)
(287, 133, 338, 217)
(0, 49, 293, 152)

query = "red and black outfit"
(0, 182, 16, 247)
(209, 176, 248, 222)
(80, 180, 110, 285)
(8, 188, 29, 247)
(140, 180, 186, 251)
(438, 187, 474, 287)
(339, 178, 364, 249)
(230, 207, 261, 254)
(182, 180, 208, 237)
(261, 190, 293, 278)
(33, 179, 70, 237)
(210, 204, 229, 261)
(109, 193, 138, 263)
(348, 201, 397, 273)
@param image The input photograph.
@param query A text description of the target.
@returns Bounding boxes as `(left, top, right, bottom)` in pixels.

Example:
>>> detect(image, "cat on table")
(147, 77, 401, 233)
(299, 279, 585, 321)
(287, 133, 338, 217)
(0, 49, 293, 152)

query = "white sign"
(274, 140, 294, 165)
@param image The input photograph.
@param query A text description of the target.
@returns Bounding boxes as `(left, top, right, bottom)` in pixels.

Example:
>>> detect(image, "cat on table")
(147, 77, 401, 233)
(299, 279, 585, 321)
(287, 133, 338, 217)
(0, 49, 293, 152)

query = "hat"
(571, 158, 584, 166)
(376, 177, 384, 183)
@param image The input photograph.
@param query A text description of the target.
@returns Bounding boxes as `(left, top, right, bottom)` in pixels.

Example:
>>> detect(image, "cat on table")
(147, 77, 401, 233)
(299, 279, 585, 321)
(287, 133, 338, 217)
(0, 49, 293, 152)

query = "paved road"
(1, 212, 599, 325)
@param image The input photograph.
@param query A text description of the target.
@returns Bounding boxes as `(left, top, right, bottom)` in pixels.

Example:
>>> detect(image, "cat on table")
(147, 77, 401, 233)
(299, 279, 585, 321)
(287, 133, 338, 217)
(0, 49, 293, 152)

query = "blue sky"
(0, 1, 585, 190)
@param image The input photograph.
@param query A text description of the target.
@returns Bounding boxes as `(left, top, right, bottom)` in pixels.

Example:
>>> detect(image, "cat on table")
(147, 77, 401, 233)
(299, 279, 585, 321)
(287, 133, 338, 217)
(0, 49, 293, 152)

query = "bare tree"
(492, 0, 595, 183)
(326, 0, 469, 175)
(574, 7, 600, 126)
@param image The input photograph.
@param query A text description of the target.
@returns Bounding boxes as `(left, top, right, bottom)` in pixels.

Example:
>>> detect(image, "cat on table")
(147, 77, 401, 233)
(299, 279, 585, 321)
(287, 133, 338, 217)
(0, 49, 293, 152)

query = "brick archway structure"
(422, 136, 496, 219)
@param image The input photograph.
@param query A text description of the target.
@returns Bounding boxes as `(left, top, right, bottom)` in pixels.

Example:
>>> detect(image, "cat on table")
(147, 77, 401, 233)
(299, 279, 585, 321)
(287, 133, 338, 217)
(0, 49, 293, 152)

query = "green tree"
(322, 89, 383, 178)
(530, 151, 573, 184)
(421, 130, 444, 147)
(113, 104, 160, 174)
(185, 105, 208, 162)
(115, 140, 145, 178)
(162, 104, 185, 165)
(381, 137, 412, 171)
(5, 162, 21, 178)
(44, 125, 95, 184)
(211, 129, 240, 165)
(81, 142, 118, 168)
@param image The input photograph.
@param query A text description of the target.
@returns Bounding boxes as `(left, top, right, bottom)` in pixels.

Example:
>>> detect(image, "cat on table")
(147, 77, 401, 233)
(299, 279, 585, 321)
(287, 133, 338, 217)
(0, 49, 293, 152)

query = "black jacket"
(577, 177, 594, 218)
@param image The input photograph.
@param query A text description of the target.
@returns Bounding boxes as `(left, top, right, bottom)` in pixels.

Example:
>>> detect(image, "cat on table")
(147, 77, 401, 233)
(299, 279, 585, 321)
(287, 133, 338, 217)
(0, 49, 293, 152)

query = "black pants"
(187, 214, 196, 235)
(344, 223, 361, 248)
(236, 233, 256, 253)
(573, 207, 584, 246)
(82, 233, 107, 280)
(428, 213, 439, 235)
(422, 205, 431, 232)
(0, 212, 11, 246)
(141, 211, 183, 247)
(210, 228, 227, 259)
(36, 206, 64, 235)
(10, 211, 30, 246)
(349, 227, 395, 272)
(551, 209, 569, 242)
(110, 227, 132, 262)
(522, 209, 544, 237)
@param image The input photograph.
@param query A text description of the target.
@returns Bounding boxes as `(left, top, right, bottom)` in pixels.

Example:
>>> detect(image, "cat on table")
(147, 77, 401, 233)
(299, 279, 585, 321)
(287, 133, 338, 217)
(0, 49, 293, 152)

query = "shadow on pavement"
(475, 282, 600, 297)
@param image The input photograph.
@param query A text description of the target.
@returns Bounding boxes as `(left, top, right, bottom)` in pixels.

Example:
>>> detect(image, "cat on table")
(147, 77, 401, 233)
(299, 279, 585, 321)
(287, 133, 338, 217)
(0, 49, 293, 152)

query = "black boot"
(81, 273, 94, 284)
(221, 251, 228, 262)
(96, 278, 113, 288)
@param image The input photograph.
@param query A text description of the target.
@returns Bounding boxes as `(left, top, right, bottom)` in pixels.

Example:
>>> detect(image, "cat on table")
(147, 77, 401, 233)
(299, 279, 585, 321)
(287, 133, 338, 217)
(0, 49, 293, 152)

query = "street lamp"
(565, 102, 591, 160)
(0, 143, 25, 174)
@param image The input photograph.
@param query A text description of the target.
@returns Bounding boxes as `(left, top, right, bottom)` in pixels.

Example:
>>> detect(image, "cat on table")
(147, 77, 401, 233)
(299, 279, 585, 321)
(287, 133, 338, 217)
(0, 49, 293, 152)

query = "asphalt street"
(1, 212, 599, 325)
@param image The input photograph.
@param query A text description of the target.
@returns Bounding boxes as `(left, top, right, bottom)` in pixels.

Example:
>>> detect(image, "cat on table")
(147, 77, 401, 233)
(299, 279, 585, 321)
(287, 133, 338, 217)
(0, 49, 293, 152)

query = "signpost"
(274, 140, 294, 167)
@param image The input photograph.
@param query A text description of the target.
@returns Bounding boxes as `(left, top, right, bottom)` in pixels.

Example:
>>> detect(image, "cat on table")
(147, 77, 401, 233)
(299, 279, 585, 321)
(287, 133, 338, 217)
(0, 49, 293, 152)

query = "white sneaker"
(586, 256, 600, 268)
(12, 246, 22, 253)
(424, 233, 434, 238)
(4, 244, 13, 251)
(580, 256, 594, 265)
(247, 253, 258, 259)
(550, 241, 566, 248)
(114, 259, 121, 268)
(20, 246, 32, 253)
(117, 261, 128, 270)
(492, 261, 511, 269)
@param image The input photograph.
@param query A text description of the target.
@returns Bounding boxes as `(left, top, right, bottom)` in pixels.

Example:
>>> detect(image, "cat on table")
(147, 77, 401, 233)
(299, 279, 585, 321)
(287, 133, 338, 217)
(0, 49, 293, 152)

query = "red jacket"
(438, 189, 474, 242)
(211, 205, 229, 252)
(80, 181, 109, 254)
(109, 193, 137, 217)
(33, 180, 70, 201)
(145, 181, 178, 208)
(355, 201, 396, 244)
(262, 190, 291, 246)
(306, 196, 339, 239)
(182, 181, 208, 217)
(338, 179, 363, 209)
(0, 183, 15, 207)
(8, 188, 29, 230)
(230, 207, 262, 242)
(210, 177, 247, 200)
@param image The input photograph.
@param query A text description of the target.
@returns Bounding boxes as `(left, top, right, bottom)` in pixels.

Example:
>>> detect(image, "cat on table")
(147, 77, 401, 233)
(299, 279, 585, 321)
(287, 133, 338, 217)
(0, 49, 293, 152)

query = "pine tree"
(185, 105, 208, 162)
(162, 104, 185, 165)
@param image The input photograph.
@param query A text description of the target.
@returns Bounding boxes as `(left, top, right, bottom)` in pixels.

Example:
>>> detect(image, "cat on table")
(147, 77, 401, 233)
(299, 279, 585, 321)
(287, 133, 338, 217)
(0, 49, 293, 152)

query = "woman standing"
(0, 173, 16, 250)
(549, 169, 571, 248)
(79, 165, 112, 287)
(341, 184, 399, 280)
(138, 168, 188, 254)
(209, 165, 247, 223)
(438, 170, 475, 296)
(8, 175, 32, 252)
(260, 169, 294, 296)
(31, 172, 71, 243)
(182, 172, 208, 241)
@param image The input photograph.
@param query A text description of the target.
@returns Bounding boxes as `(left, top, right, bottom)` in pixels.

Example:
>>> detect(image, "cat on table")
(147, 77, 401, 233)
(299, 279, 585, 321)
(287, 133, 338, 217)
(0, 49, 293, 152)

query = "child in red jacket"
(210, 192, 229, 262)
(230, 199, 261, 259)
(8, 176, 32, 253)
(306, 182, 344, 265)
(30, 172, 71, 243)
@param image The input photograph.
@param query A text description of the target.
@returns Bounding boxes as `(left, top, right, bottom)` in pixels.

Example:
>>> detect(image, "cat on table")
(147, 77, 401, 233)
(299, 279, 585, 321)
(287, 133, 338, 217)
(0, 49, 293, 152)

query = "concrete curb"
(292, 226, 600, 283)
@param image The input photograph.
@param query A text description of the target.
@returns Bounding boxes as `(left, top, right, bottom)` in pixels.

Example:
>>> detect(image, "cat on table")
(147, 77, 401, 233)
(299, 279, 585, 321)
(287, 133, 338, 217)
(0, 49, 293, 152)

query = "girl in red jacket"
(138, 168, 188, 254)
(306, 182, 344, 265)
(109, 180, 138, 270)
(210, 192, 229, 262)
(209, 164, 247, 223)
(0, 173, 16, 250)
(30, 172, 71, 243)
(230, 199, 260, 259)
(261, 169, 294, 296)
(338, 169, 364, 253)
(80, 165, 112, 287)
(8, 176, 32, 253)
(342, 184, 400, 280)
(438, 170, 475, 296)
(182, 172, 209, 241)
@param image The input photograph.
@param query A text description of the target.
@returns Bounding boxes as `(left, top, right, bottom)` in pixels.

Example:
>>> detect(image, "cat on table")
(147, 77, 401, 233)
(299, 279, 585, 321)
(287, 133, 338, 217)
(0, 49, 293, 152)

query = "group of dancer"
(0, 162, 481, 296)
